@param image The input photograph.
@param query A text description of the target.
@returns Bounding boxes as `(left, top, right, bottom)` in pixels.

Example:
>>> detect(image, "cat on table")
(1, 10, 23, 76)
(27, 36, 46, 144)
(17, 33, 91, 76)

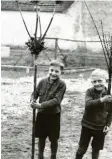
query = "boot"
(75, 147, 86, 159)
(92, 149, 99, 159)
(75, 153, 83, 159)
(50, 154, 56, 159)
(38, 138, 45, 159)
(38, 154, 44, 159)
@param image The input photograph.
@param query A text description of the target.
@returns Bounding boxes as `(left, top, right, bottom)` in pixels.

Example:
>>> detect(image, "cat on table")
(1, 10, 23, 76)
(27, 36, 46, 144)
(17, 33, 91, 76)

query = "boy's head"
(90, 69, 108, 91)
(48, 60, 64, 81)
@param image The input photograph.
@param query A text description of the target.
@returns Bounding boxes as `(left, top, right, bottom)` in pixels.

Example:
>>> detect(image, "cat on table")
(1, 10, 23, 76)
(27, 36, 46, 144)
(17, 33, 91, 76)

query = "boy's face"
(48, 65, 62, 81)
(91, 77, 106, 91)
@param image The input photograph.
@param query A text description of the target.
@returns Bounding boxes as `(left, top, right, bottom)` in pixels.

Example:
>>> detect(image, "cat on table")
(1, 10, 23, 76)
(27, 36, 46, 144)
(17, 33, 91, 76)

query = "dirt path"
(1, 76, 112, 159)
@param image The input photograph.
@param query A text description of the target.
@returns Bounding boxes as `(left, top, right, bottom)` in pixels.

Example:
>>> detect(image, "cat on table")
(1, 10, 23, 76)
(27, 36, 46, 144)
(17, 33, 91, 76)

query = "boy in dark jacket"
(75, 69, 112, 159)
(30, 60, 66, 159)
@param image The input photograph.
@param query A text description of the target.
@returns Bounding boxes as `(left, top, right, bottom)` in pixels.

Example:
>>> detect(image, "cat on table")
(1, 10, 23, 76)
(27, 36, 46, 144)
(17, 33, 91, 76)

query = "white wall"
(1, 2, 83, 50)
(1, 10, 75, 44)
(2, 1, 109, 52)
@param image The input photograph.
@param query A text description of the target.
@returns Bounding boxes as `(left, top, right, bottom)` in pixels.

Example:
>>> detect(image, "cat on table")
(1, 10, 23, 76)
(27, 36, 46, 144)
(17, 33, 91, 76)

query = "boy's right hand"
(30, 101, 37, 109)
(103, 126, 110, 135)
(100, 95, 112, 103)
(30, 100, 42, 109)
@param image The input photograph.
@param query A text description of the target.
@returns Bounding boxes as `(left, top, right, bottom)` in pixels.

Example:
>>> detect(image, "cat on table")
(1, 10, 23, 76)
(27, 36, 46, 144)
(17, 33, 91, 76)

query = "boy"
(30, 60, 66, 159)
(75, 69, 112, 159)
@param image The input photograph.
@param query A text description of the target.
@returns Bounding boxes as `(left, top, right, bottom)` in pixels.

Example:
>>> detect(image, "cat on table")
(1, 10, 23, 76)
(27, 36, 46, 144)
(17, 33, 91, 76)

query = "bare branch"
(41, 7, 55, 41)
(16, 0, 31, 38)
(100, 20, 110, 59)
(39, 16, 42, 38)
(84, 0, 109, 68)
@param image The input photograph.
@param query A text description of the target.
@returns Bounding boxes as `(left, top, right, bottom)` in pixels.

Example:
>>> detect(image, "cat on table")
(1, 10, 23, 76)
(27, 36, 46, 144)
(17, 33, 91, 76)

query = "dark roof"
(1, 1, 74, 13)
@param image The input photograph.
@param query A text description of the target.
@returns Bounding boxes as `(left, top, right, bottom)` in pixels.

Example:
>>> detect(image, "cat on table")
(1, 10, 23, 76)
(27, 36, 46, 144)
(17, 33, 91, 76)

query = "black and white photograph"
(1, 0, 112, 159)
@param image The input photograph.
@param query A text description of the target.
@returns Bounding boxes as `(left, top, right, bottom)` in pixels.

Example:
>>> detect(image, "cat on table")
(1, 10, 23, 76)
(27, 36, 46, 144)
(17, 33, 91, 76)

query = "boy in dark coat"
(75, 69, 112, 159)
(30, 60, 66, 159)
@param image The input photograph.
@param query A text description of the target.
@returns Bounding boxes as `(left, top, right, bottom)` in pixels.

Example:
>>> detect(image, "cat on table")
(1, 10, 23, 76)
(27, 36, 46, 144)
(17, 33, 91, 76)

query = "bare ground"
(1, 71, 112, 159)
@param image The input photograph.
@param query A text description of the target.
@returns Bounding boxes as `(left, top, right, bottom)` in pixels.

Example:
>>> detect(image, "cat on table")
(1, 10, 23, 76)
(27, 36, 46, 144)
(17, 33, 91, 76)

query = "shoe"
(38, 154, 44, 159)
(50, 154, 56, 159)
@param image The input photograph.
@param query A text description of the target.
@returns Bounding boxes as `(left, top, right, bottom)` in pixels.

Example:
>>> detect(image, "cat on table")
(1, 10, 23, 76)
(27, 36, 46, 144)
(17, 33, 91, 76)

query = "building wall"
(1, 8, 76, 48)
(82, 1, 112, 37)
(81, 1, 112, 51)
(1, 1, 112, 51)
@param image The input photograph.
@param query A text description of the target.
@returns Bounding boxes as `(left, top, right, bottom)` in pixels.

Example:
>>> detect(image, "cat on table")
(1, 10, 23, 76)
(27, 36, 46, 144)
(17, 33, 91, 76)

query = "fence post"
(55, 38, 58, 59)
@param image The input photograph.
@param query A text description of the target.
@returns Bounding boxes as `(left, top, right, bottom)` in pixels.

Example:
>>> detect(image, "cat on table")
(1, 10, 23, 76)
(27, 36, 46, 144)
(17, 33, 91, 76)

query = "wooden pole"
(31, 5, 39, 159)
(108, 36, 112, 95)
(31, 55, 38, 159)
(55, 38, 58, 59)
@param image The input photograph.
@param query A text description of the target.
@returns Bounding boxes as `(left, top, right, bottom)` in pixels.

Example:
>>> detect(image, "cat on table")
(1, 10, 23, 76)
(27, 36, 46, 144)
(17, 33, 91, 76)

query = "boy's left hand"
(100, 95, 112, 103)
(103, 126, 110, 134)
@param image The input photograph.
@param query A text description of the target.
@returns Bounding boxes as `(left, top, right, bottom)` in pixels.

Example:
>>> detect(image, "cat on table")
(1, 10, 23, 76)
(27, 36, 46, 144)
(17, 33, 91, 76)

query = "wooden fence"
(1, 37, 108, 68)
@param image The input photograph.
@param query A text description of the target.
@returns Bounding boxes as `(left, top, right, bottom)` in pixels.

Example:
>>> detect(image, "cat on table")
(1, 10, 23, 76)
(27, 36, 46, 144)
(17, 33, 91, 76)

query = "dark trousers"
(75, 126, 105, 159)
(35, 113, 60, 140)
(36, 113, 60, 159)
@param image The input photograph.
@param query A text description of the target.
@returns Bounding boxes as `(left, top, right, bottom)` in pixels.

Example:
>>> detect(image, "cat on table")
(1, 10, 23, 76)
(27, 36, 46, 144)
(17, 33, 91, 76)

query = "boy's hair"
(90, 69, 108, 81)
(49, 60, 64, 71)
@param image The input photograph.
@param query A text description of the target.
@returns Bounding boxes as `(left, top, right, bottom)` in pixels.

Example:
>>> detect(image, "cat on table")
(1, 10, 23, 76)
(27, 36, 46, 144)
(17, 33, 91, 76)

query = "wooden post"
(55, 38, 58, 59)
(108, 36, 112, 94)
(31, 55, 38, 159)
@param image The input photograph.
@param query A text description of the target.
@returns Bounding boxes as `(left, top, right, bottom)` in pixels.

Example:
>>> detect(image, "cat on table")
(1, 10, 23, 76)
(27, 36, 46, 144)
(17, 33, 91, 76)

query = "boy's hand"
(100, 95, 112, 103)
(30, 101, 42, 109)
(103, 126, 110, 134)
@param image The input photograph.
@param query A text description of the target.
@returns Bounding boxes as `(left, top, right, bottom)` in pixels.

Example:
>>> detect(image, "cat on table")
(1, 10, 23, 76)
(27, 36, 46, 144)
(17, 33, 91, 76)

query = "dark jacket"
(82, 87, 112, 130)
(31, 77, 66, 114)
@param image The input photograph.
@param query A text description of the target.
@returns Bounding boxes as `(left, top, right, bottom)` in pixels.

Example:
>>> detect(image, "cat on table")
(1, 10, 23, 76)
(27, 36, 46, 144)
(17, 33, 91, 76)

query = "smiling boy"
(75, 69, 112, 159)
(30, 60, 66, 159)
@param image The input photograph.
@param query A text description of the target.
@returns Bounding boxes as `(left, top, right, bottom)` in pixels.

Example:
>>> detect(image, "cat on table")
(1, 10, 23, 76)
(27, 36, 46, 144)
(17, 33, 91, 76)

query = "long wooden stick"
(31, 4, 39, 159)
(31, 55, 38, 159)
(107, 36, 112, 95)
(31, 108, 36, 159)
